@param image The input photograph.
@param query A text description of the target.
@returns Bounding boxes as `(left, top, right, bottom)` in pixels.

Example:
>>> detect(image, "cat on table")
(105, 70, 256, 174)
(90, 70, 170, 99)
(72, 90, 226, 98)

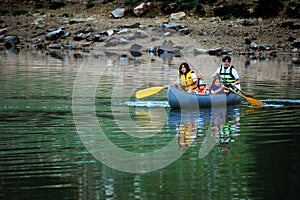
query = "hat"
(199, 80, 206, 86)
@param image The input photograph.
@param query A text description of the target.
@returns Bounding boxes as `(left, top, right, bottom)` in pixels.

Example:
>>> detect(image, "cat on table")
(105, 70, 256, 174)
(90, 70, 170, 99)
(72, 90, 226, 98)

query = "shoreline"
(1, 10, 299, 59)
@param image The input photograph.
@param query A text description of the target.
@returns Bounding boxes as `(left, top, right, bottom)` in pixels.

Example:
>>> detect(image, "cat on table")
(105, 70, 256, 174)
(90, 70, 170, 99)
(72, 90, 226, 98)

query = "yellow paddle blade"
(224, 86, 264, 106)
(135, 85, 168, 99)
(245, 96, 264, 106)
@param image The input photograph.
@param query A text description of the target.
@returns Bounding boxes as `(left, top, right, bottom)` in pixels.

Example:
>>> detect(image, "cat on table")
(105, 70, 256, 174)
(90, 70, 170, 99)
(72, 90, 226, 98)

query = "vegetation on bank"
(0, 0, 299, 19)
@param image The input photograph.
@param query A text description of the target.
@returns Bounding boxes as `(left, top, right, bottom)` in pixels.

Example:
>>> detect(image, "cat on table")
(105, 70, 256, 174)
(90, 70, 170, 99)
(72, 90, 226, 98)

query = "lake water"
(0, 48, 299, 200)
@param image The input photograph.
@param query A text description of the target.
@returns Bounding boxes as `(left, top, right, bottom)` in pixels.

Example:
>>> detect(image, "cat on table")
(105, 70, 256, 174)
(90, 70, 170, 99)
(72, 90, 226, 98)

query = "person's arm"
(196, 74, 202, 86)
(212, 67, 220, 78)
(210, 85, 224, 94)
(232, 78, 240, 86)
(174, 77, 180, 87)
(191, 72, 198, 83)
(231, 69, 240, 87)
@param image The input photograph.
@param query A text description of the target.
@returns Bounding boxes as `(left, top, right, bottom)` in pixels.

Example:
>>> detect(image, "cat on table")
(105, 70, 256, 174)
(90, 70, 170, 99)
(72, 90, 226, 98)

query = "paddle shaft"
(224, 86, 245, 98)
(219, 76, 247, 96)
(136, 78, 197, 99)
(219, 75, 263, 99)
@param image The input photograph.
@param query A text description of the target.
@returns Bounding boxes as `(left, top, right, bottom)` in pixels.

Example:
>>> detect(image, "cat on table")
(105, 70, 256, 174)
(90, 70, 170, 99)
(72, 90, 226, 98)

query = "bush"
(253, 0, 284, 18)
(199, 0, 217, 5)
(35, 0, 44, 9)
(49, 0, 66, 10)
(179, 1, 205, 16)
(178, 2, 195, 11)
(160, 1, 174, 14)
(160, 1, 205, 16)
(195, 2, 205, 16)
(124, 0, 140, 6)
(0, 9, 9, 16)
(86, 0, 95, 9)
(286, 2, 300, 18)
(13, 9, 29, 16)
(214, 3, 253, 19)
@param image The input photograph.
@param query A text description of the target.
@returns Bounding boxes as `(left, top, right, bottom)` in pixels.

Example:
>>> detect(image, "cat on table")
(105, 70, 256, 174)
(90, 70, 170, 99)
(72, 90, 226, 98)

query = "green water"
(0, 50, 299, 200)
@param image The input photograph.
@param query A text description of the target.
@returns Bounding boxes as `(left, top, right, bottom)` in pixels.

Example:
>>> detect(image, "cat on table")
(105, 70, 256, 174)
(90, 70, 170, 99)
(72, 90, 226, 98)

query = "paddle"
(136, 85, 169, 99)
(219, 76, 264, 106)
(224, 86, 263, 106)
(135, 79, 193, 99)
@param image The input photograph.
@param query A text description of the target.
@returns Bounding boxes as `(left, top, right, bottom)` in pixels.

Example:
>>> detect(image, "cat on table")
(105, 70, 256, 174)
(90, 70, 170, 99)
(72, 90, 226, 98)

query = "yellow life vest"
(180, 70, 197, 91)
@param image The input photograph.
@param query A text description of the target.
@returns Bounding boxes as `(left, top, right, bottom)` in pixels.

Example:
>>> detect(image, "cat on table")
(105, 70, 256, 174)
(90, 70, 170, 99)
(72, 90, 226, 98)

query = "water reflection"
(132, 105, 241, 156)
(1, 49, 300, 199)
(169, 110, 200, 152)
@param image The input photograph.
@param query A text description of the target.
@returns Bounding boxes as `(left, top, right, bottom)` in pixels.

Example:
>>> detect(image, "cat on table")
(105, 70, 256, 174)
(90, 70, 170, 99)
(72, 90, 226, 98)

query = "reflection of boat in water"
(168, 106, 240, 155)
(131, 105, 240, 156)
(168, 110, 201, 151)
(168, 85, 241, 109)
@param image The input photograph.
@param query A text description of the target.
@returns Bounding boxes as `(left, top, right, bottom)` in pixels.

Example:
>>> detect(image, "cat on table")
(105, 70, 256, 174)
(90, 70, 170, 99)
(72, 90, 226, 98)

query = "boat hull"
(168, 85, 241, 109)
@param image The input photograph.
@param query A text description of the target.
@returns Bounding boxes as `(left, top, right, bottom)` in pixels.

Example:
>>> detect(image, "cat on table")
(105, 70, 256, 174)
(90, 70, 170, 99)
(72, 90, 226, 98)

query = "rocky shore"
(1, 2, 300, 61)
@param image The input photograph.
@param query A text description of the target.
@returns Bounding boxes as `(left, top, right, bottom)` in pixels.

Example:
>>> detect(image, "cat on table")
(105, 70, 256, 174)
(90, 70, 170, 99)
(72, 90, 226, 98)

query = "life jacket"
(180, 70, 197, 91)
(219, 64, 236, 84)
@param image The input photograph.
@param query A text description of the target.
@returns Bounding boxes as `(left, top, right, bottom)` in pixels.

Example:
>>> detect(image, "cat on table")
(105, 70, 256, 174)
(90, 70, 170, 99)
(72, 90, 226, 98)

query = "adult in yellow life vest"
(174, 62, 199, 93)
(212, 56, 241, 93)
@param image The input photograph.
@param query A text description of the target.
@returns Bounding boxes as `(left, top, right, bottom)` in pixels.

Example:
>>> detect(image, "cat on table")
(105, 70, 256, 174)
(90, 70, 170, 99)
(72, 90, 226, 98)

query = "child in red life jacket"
(197, 80, 210, 94)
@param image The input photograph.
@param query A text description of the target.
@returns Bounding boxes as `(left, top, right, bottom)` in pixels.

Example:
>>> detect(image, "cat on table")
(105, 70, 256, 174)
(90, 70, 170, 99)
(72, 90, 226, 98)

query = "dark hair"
(211, 77, 220, 86)
(222, 56, 231, 63)
(179, 62, 191, 75)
